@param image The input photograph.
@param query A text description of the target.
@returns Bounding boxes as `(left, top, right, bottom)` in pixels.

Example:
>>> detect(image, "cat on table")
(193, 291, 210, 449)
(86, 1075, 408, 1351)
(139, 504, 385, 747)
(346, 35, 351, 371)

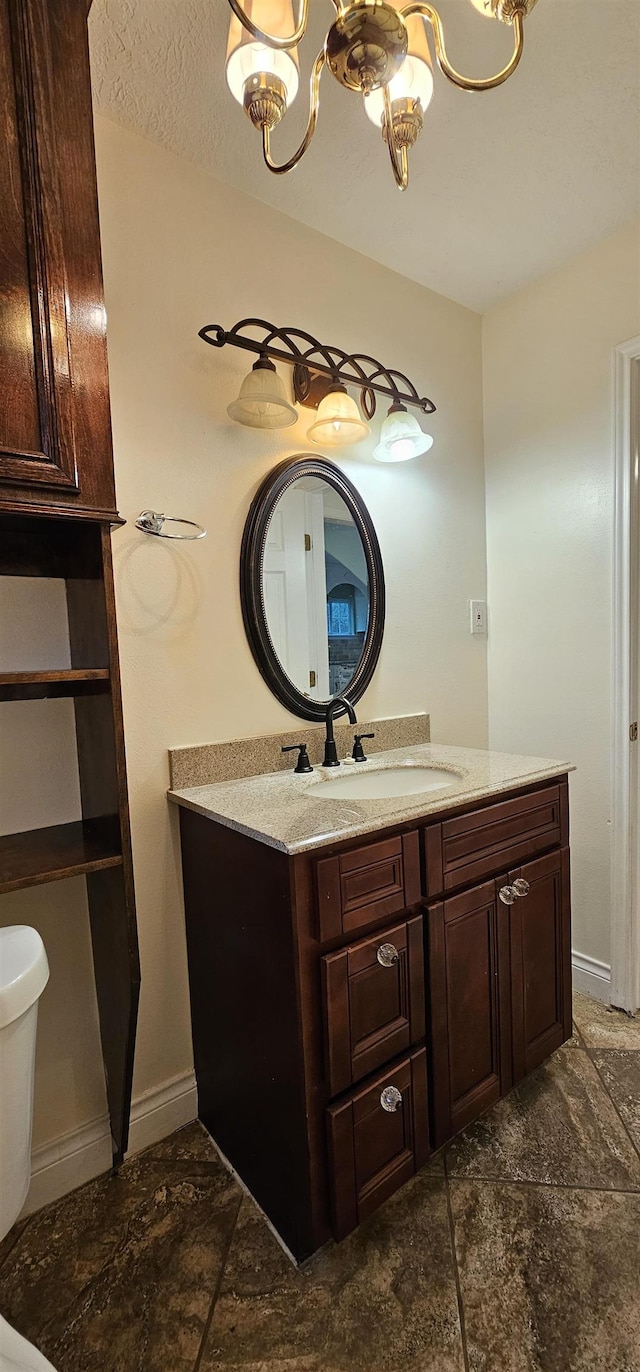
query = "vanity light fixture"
(373, 401, 433, 461)
(226, 356, 298, 428)
(223, 0, 539, 191)
(200, 317, 436, 445)
(307, 385, 370, 446)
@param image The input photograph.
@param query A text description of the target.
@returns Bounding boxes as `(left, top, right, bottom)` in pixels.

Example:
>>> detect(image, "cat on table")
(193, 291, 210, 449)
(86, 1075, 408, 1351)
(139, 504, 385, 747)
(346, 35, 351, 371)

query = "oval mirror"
(241, 456, 385, 721)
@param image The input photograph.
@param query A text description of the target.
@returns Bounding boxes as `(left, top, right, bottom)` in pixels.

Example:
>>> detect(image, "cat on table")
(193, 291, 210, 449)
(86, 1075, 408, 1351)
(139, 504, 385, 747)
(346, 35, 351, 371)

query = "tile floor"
(1, 991, 639, 1372)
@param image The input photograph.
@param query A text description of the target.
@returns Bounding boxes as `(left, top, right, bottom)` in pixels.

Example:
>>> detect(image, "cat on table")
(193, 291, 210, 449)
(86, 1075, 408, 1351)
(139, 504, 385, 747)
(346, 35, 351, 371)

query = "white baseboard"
(127, 1070, 197, 1155)
(572, 950, 612, 1004)
(23, 1069, 197, 1217)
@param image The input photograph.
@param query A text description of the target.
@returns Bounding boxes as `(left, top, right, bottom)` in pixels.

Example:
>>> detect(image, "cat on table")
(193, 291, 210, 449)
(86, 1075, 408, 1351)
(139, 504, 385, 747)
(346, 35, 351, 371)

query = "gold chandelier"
(225, 0, 539, 191)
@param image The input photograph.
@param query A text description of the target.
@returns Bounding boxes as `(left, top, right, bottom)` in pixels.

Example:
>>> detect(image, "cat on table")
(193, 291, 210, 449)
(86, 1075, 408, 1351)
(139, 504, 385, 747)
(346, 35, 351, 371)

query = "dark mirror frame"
(240, 455, 386, 722)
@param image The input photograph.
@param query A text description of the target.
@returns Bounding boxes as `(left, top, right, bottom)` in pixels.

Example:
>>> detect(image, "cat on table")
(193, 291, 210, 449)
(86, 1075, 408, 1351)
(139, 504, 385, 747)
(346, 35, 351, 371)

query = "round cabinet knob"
(380, 1085, 403, 1113)
(377, 942, 399, 968)
(499, 885, 518, 906)
(513, 879, 531, 897)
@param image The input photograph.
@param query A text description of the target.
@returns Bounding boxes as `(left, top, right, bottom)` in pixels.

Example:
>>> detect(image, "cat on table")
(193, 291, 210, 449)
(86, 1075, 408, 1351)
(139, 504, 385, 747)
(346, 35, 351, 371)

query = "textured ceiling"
(89, 0, 640, 311)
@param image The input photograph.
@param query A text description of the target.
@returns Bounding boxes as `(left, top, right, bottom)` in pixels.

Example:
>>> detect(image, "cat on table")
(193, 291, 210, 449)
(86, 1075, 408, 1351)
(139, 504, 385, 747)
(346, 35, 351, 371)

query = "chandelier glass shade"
(365, 5, 433, 130)
(223, 0, 539, 190)
(226, 0, 300, 112)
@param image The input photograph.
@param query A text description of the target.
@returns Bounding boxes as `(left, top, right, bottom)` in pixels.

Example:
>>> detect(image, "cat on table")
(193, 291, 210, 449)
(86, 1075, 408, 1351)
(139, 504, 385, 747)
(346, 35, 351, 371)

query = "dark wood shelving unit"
(0, 669, 110, 701)
(0, 817, 123, 894)
(0, 515, 141, 1166)
(0, 0, 140, 1170)
(0, 510, 141, 1163)
(0, 514, 140, 1165)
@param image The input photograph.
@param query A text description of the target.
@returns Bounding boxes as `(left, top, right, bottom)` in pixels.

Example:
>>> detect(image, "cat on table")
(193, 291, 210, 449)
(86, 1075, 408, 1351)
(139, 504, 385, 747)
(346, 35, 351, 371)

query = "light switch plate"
(469, 599, 487, 635)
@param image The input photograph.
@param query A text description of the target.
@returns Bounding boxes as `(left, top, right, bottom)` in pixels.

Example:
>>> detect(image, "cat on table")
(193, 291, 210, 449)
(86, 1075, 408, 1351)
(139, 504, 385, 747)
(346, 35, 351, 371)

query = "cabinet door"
(428, 880, 511, 1148)
(0, 0, 117, 518)
(508, 848, 571, 1081)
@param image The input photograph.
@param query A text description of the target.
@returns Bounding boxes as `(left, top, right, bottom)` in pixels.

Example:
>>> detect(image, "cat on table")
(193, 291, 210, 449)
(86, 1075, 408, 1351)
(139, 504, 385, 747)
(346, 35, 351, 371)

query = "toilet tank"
(0, 927, 49, 1237)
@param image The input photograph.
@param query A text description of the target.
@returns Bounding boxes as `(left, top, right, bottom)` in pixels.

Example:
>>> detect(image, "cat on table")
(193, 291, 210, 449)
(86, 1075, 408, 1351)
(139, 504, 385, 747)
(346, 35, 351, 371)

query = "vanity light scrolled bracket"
(198, 318, 436, 421)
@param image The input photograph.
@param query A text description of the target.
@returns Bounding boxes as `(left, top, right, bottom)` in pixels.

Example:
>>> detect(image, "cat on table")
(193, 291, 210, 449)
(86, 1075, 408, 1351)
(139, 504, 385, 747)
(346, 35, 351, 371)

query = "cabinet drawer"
(424, 783, 566, 898)
(315, 830, 421, 944)
(322, 915, 425, 1096)
(327, 1049, 429, 1240)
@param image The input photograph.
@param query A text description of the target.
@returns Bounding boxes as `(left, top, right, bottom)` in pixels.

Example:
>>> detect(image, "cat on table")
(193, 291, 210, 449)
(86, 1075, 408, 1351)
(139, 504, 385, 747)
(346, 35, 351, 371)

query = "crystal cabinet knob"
(499, 885, 518, 906)
(380, 1085, 403, 1113)
(377, 942, 399, 967)
(512, 879, 530, 897)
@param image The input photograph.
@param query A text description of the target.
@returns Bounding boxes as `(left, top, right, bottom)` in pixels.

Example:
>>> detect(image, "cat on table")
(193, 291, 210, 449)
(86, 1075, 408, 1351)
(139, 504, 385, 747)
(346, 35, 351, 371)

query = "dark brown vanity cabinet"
(177, 774, 571, 1261)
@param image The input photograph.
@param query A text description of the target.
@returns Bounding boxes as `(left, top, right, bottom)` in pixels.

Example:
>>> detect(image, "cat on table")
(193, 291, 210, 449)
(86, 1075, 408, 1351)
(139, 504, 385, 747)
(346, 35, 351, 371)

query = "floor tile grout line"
(192, 1192, 243, 1372)
(585, 1047, 640, 1165)
(445, 1173, 640, 1195)
(443, 1150, 470, 1372)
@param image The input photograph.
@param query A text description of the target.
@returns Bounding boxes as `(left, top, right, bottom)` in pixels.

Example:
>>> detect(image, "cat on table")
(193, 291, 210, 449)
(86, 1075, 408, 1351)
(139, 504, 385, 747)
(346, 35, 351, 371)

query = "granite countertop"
(167, 743, 574, 856)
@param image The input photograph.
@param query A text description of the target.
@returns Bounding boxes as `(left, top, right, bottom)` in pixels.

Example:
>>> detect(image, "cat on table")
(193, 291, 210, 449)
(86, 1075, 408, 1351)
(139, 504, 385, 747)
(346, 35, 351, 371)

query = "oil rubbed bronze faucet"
(323, 696, 357, 768)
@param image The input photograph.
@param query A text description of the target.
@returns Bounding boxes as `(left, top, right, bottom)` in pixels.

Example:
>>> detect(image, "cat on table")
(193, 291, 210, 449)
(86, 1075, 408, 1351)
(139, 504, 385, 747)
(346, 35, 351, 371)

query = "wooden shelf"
(0, 817, 123, 894)
(0, 669, 110, 701)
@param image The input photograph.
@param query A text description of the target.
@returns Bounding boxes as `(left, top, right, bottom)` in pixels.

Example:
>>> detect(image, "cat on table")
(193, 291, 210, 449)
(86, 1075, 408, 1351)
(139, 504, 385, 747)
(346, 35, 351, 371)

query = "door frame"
(611, 336, 640, 1012)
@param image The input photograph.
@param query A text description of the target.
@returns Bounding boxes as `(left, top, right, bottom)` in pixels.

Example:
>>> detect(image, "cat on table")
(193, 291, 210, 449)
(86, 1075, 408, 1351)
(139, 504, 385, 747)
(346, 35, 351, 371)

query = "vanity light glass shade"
(307, 387, 370, 446)
(227, 358, 298, 429)
(226, 0, 300, 106)
(365, 9, 433, 126)
(373, 404, 434, 462)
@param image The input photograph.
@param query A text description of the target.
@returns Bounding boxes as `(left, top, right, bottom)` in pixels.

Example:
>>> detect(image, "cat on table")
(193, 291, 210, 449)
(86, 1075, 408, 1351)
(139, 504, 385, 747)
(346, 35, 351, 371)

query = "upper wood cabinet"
(0, 0, 118, 520)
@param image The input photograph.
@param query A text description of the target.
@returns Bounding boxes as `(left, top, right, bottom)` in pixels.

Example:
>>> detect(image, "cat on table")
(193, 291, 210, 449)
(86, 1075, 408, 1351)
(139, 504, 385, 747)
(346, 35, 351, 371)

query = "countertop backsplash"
(168, 712, 430, 789)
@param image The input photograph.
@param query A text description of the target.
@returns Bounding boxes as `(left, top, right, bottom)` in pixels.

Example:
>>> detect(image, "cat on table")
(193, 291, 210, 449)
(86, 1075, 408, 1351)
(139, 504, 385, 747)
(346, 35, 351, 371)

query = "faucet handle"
(281, 743, 313, 774)
(352, 732, 375, 762)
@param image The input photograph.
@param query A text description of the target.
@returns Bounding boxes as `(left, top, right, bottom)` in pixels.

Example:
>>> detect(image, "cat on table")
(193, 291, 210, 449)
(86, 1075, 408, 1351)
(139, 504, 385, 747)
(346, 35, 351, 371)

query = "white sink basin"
(310, 766, 462, 801)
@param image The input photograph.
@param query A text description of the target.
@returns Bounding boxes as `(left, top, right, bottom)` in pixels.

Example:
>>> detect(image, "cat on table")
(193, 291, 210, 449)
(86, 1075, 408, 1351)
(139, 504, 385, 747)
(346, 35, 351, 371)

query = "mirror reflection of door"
(262, 486, 330, 699)
(261, 476, 370, 702)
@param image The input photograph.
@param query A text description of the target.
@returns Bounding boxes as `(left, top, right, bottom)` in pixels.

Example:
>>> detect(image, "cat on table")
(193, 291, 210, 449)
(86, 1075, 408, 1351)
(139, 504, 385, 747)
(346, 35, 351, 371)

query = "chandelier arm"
(383, 85, 409, 191)
(225, 0, 308, 49)
(262, 50, 325, 176)
(400, 3, 525, 91)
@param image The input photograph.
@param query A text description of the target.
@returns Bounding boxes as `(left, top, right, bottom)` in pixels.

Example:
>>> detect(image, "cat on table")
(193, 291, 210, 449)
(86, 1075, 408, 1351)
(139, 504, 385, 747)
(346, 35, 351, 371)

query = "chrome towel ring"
(135, 510, 207, 540)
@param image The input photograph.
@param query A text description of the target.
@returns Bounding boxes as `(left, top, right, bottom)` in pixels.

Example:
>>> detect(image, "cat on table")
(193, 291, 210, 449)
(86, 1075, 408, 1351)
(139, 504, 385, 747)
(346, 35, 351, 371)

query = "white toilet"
(0, 926, 57, 1372)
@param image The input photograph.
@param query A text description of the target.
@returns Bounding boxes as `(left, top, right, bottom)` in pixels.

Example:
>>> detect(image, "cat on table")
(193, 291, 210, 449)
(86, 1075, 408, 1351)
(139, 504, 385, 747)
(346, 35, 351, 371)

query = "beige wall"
(483, 221, 640, 972)
(0, 116, 488, 1155)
